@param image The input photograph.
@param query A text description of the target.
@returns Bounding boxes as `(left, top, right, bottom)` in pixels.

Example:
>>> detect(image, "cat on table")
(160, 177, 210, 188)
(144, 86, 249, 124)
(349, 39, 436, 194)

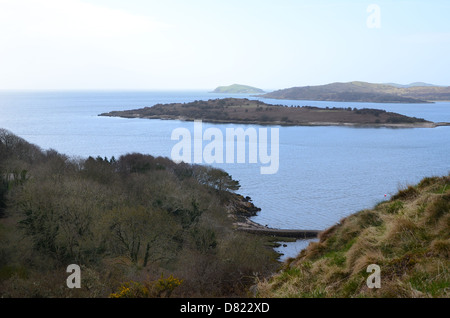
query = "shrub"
(153, 274, 183, 298)
(110, 274, 183, 298)
(109, 281, 150, 298)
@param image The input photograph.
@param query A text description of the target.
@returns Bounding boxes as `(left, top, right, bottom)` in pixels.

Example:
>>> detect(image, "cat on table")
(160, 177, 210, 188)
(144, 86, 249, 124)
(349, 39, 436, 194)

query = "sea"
(1, 90, 449, 260)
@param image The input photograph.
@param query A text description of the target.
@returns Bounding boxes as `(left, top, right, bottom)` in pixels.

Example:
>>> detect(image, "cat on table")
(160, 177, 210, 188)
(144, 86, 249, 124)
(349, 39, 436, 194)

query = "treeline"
(0, 128, 278, 297)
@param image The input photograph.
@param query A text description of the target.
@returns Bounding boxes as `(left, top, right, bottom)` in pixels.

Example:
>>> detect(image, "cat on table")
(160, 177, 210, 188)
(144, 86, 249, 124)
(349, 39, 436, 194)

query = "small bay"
(1, 90, 449, 260)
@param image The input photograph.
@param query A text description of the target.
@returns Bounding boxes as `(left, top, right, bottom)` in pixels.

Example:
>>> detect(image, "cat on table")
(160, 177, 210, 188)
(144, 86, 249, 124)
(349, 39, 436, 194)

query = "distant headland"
(99, 98, 449, 128)
(210, 84, 265, 94)
(260, 81, 450, 103)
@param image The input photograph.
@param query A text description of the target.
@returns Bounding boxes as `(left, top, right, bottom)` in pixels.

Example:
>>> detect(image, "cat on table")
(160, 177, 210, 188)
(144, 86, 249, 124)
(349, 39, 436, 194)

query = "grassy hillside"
(257, 175, 450, 298)
(262, 81, 450, 103)
(0, 128, 279, 298)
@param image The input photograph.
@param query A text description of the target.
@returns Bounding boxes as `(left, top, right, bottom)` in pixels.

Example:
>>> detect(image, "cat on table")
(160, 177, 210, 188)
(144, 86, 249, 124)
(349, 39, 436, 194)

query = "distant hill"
(385, 82, 441, 88)
(211, 84, 265, 94)
(261, 81, 450, 103)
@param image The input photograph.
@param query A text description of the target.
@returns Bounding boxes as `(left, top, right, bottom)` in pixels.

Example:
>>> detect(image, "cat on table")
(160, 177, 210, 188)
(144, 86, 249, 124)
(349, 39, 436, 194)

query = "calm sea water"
(1, 90, 449, 260)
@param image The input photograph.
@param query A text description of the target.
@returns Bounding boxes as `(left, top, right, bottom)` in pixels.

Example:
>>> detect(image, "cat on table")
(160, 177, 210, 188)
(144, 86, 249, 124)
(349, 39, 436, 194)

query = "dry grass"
(257, 175, 450, 298)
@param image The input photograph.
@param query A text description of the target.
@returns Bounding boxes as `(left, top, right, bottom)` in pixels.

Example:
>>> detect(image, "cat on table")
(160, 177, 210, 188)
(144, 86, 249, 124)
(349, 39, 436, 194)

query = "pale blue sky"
(0, 0, 449, 90)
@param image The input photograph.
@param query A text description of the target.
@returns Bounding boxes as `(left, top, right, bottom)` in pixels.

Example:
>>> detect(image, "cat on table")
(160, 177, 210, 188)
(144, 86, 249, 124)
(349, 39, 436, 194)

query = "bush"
(110, 275, 183, 298)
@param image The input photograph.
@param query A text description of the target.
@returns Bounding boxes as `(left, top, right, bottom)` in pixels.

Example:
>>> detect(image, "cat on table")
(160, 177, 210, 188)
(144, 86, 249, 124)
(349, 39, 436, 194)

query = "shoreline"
(100, 113, 450, 129)
(227, 194, 321, 240)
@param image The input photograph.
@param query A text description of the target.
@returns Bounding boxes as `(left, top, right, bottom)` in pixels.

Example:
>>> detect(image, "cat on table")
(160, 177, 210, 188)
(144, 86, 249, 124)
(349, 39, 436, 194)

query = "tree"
(207, 168, 240, 192)
(106, 206, 180, 265)
(192, 166, 240, 193)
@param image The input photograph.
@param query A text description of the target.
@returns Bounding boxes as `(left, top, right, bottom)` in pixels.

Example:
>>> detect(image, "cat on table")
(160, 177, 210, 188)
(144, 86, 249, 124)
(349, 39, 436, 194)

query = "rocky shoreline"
(227, 194, 321, 239)
(226, 194, 261, 225)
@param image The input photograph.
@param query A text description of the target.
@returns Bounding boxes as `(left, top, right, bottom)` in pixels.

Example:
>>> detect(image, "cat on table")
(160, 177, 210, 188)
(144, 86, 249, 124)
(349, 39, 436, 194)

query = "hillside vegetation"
(0, 128, 279, 298)
(257, 175, 450, 298)
(262, 81, 450, 103)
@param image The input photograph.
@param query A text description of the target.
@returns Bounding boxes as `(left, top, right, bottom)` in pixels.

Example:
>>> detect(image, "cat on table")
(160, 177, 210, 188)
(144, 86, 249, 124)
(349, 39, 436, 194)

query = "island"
(260, 81, 450, 103)
(210, 84, 265, 94)
(99, 98, 449, 128)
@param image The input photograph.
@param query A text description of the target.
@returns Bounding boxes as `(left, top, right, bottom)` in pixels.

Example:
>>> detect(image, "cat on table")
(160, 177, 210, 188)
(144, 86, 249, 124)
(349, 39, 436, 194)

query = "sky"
(0, 0, 449, 90)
